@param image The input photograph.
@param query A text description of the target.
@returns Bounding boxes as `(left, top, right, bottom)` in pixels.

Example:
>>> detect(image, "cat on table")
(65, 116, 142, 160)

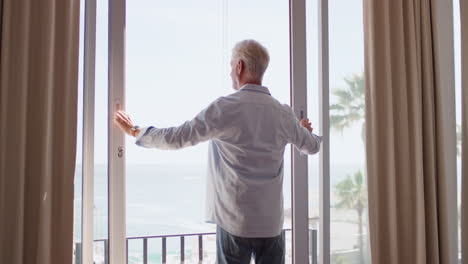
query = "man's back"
(212, 84, 292, 180)
(205, 84, 288, 238)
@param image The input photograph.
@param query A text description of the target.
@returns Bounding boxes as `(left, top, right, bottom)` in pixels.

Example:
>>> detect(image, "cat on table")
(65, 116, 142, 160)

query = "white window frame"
(81, 0, 96, 263)
(289, 0, 309, 261)
(80, 0, 332, 263)
(318, 0, 331, 263)
(108, 0, 127, 263)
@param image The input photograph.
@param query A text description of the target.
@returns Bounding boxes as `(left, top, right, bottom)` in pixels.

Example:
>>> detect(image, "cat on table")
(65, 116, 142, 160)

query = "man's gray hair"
(232, 40, 270, 82)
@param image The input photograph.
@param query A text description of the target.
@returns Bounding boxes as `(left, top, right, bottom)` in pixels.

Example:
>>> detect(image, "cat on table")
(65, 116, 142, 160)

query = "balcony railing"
(75, 228, 318, 264)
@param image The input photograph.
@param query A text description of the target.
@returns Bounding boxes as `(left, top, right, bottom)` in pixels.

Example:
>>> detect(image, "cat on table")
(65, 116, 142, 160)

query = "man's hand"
(114, 110, 139, 137)
(300, 118, 313, 132)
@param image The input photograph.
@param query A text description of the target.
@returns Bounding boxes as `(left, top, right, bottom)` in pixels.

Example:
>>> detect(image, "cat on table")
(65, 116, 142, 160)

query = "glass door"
(124, 0, 292, 263)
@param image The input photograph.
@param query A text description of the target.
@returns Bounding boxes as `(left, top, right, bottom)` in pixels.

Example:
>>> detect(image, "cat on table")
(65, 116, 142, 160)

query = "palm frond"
(330, 104, 346, 111)
(330, 73, 365, 131)
(333, 170, 367, 211)
(333, 89, 354, 104)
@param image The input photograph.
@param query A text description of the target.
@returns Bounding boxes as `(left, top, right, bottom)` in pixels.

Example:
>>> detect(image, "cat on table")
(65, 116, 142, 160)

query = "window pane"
(125, 0, 290, 262)
(328, 1, 371, 263)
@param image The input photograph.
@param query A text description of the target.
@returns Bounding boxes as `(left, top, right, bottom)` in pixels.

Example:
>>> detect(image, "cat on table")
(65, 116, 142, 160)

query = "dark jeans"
(216, 226, 285, 264)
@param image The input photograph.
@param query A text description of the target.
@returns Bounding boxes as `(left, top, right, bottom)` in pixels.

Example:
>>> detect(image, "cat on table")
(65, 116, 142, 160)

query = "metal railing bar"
(143, 238, 148, 264)
(124, 228, 301, 241)
(310, 229, 318, 264)
(180, 236, 185, 262)
(92, 229, 313, 243)
(162, 237, 167, 264)
(104, 240, 109, 264)
(126, 240, 128, 264)
(198, 235, 203, 261)
(126, 232, 216, 241)
(92, 228, 313, 243)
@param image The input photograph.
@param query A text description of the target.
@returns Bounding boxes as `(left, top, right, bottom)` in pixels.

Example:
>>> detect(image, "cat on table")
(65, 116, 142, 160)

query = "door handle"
(117, 146, 124, 158)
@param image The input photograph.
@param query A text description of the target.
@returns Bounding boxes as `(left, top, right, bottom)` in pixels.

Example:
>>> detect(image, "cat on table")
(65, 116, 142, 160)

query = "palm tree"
(330, 73, 365, 143)
(334, 170, 367, 264)
(330, 73, 367, 263)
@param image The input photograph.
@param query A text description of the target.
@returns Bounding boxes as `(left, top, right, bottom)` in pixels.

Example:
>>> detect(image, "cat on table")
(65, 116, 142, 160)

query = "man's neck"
(239, 80, 262, 88)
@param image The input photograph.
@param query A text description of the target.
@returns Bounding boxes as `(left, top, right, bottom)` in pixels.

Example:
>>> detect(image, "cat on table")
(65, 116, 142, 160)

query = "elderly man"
(114, 39, 321, 264)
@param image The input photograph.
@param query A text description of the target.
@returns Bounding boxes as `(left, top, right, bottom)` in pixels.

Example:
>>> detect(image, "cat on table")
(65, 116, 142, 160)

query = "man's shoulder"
(210, 91, 293, 115)
(271, 99, 295, 115)
(209, 94, 237, 107)
(201, 95, 238, 117)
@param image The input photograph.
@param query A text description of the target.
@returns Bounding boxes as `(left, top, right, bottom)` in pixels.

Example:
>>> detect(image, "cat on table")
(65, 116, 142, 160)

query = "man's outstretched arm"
(113, 100, 223, 150)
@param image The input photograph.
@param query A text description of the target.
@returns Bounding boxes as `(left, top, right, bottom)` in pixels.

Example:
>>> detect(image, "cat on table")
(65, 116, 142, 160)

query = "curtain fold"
(461, 0, 468, 262)
(0, 0, 80, 263)
(363, 0, 457, 263)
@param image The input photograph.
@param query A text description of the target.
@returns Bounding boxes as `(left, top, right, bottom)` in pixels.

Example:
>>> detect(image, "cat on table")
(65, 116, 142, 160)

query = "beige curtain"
(363, 0, 457, 263)
(0, 0, 80, 263)
(461, 0, 468, 262)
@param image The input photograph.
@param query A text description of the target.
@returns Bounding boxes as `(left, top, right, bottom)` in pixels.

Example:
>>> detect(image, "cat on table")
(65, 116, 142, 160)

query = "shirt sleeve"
(286, 109, 322, 155)
(135, 99, 224, 150)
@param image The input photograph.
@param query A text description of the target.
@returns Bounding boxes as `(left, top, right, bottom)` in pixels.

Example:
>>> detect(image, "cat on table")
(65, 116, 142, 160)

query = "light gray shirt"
(135, 84, 322, 237)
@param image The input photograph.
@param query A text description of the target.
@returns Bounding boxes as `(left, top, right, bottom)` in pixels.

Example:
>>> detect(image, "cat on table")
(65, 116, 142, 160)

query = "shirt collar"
(238, 84, 271, 96)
